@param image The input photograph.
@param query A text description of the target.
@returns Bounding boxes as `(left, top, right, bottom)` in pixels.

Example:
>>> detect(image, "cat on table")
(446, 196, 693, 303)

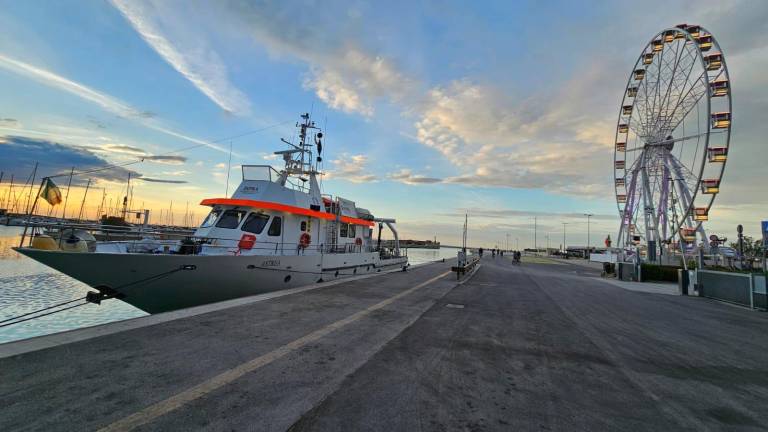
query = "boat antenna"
(225, 140, 233, 197)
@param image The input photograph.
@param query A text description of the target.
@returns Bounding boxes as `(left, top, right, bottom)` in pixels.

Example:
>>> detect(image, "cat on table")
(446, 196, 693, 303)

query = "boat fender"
(31, 234, 59, 251)
(299, 232, 311, 249)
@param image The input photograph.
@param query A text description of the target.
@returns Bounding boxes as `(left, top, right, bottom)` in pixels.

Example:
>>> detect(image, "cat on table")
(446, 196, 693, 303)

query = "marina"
(1, 3, 767, 431)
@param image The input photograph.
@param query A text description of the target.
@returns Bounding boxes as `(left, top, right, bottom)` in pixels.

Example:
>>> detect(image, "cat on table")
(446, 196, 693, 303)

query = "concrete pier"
(2, 256, 768, 431)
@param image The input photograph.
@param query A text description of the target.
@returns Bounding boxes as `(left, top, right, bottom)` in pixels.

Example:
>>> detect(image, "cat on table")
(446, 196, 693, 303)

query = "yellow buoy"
(31, 234, 59, 251)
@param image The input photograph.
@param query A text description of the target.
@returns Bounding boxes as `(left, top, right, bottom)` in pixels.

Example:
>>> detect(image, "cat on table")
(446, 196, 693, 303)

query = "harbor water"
(0, 226, 457, 344)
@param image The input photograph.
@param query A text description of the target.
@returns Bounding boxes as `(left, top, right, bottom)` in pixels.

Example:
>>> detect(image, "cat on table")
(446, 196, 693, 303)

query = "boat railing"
(20, 220, 403, 258)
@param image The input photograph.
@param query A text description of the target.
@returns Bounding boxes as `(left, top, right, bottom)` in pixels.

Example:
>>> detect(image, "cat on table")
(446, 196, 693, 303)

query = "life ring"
(355, 237, 362, 246)
(299, 232, 311, 249)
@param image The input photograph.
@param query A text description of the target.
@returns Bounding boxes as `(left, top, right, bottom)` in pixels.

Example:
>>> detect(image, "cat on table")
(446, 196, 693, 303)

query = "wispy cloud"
(0, 53, 229, 154)
(111, 0, 250, 115)
(325, 153, 377, 183)
(388, 168, 442, 185)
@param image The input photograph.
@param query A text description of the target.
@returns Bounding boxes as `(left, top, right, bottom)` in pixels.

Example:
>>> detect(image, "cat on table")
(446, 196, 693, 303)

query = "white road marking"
(98, 270, 452, 432)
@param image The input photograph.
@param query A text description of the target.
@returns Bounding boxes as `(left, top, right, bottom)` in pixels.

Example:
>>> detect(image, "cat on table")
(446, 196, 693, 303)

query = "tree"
(728, 236, 764, 259)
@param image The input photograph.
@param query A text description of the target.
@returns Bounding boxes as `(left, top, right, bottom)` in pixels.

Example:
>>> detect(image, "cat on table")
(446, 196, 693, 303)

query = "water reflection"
(0, 226, 146, 344)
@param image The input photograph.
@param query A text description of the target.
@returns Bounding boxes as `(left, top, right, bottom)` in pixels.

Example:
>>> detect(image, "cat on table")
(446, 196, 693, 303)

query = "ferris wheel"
(614, 24, 732, 252)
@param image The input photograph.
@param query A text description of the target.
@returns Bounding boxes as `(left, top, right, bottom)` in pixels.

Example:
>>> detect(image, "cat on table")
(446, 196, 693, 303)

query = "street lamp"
(562, 223, 568, 255)
(584, 213, 593, 257)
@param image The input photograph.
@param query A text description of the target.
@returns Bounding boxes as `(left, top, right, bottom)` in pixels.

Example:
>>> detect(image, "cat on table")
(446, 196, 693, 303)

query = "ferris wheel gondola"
(614, 24, 732, 253)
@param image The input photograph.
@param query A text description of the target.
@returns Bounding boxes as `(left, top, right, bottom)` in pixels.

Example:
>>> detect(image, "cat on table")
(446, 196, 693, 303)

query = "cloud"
(0, 118, 20, 127)
(228, 4, 415, 117)
(302, 49, 412, 117)
(140, 154, 187, 164)
(0, 53, 229, 153)
(0, 135, 188, 186)
(388, 168, 442, 185)
(410, 75, 617, 197)
(105, 144, 146, 155)
(110, 0, 250, 115)
(0, 135, 138, 183)
(137, 177, 187, 184)
(325, 153, 377, 183)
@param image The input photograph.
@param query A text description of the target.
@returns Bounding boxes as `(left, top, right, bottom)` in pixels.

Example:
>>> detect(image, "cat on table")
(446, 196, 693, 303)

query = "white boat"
(14, 114, 407, 313)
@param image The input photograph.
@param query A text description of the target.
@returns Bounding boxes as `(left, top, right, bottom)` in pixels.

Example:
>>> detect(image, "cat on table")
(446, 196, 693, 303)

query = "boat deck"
(2, 256, 768, 431)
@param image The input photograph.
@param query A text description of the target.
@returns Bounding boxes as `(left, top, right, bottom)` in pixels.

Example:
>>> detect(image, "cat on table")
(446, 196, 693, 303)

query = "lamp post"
(533, 216, 538, 253)
(584, 213, 593, 258)
(506, 233, 510, 251)
(562, 223, 568, 256)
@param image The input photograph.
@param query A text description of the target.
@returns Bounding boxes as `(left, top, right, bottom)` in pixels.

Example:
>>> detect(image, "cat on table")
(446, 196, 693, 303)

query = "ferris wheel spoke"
(662, 72, 709, 136)
(653, 43, 698, 136)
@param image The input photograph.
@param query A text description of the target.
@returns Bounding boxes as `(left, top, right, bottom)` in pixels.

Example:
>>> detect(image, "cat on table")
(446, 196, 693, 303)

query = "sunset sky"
(0, 0, 766, 248)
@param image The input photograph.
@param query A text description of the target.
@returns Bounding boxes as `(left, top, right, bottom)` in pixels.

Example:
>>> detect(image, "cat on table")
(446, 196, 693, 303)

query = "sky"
(0, 0, 766, 248)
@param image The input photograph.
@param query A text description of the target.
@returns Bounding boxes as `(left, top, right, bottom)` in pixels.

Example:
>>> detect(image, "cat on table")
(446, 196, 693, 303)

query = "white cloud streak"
(0, 53, 229, 154)
(110, 0, 250, 115)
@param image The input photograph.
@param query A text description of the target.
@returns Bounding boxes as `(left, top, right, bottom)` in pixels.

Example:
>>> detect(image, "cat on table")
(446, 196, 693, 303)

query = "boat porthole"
(284, 275, 291, 283)
(334, 270, 339, 277)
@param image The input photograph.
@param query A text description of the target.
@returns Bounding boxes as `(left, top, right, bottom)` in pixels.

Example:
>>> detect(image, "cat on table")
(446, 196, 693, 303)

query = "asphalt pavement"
(2, 256, 767, 431)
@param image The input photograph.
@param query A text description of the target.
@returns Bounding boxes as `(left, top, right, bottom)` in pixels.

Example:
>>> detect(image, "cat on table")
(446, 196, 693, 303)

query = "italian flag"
(39, 178, 63, 206)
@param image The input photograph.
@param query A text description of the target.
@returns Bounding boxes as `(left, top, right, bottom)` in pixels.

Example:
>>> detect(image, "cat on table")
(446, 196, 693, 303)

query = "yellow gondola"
(710, 112, 730, 129)
(652, 39, 664, 52)
(707, 147, 727, 162)
(679, 227, 697, 242)
(705, 53, 722, 70)
(701, 179, 720, 194)
(622, 105, 633, 115)
(692, 208, 709, 221)
(617, 194, 627, 203)
(616, 141, 626, 152)
(709, 79, 729, 97)
(663, 31, 676, 43)
(642, 53, 655, 65)
(618, 123, 629, 133)
(697, 35, 713, 51)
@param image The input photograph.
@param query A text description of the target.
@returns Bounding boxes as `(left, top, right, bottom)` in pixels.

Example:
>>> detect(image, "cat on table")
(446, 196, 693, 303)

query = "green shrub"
(641, 264, 680, 282)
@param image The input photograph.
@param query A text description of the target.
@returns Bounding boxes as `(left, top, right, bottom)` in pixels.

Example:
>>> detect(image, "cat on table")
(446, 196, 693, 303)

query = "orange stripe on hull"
(200, 198, 374, 226)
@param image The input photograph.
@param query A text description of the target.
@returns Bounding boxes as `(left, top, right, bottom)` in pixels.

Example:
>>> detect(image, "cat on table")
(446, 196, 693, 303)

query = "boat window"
(268, 216, 282, 236)
(300, 221, 307, 232)
(339, 223, 348, 237)
(348, 224, 356, 238)
(215, 210, 247, 229)
(200, 209, 222, 228)
(242, 212, 270, 234)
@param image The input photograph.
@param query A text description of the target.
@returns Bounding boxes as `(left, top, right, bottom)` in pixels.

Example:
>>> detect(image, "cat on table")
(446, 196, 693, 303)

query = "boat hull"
(13, 248, 407, 313)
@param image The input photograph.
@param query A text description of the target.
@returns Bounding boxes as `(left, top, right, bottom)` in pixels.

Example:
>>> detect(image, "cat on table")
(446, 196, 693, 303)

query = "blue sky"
(0, 0, 766, 247)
